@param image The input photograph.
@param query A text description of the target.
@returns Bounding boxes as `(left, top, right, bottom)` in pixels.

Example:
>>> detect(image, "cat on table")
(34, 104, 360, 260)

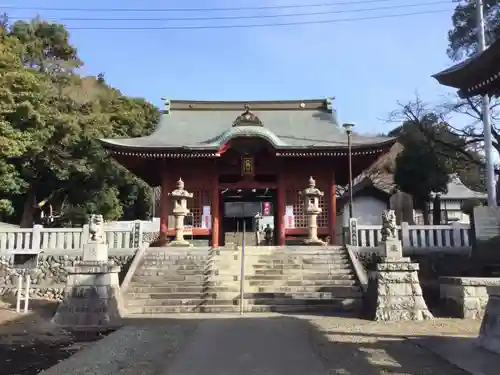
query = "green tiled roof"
(100, 99, 394, 151)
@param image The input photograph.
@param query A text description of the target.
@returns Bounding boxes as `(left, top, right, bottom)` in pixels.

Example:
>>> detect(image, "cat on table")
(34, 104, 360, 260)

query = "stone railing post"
(132, 220, 143, 248)
(31, 225, 42, 252)
(400, 222, 410, 247)
(348, 218, 358, 246)
(81, 224, 90, 248)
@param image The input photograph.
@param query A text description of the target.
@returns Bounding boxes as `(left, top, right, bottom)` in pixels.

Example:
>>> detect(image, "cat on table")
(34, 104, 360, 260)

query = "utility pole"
(476, 0, 497, 206)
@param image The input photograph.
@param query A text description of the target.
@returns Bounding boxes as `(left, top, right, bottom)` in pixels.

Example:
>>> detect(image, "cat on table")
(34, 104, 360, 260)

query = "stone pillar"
(52, 214, 122, 328)
(168, 178, 194, 247)
(478, 286, 500, 354)
(300, 176, 325, 246)
(369, 210, 433, 321)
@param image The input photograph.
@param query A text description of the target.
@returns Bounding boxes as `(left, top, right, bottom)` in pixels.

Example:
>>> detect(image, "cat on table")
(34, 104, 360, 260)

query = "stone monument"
(299, 176, 326, 245)
(389, 188, 414, 225)
(478, 286, 500, 354)
(370, 210, 433, 321)
(52, 214, 122, 328)
(168, 178, 194, 247)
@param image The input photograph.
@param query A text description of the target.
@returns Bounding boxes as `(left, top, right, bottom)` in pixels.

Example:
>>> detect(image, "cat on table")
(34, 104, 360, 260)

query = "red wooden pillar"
(277, 172, 286, 246)
(328, 173, 337, 244)
(211, 168, 220, 248)
(159, 168, 170, 241)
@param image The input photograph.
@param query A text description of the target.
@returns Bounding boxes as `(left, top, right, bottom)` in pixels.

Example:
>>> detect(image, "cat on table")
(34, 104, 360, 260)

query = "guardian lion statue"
(381, 210, 397, 241)
(89, 214, 104, 242)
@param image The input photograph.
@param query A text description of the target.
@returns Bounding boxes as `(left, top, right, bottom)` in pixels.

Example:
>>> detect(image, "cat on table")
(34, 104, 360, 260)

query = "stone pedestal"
(52, 262, 122, 328)
(381, 238, 403, 260)
(478, 286, 500, 354)
(82, 242, 108, 262)
(169, 213, 192, 247)
(372, 259, 433, 321)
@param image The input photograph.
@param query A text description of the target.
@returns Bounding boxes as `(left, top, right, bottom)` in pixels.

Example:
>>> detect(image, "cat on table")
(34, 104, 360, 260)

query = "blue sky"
(11, 0, 458, 135)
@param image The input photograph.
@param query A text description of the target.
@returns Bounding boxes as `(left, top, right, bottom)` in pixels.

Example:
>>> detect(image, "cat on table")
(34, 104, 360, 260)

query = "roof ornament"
(232, 104, 264, 127)
(325, 97, 333, 113)
(161, 97, 171, 114)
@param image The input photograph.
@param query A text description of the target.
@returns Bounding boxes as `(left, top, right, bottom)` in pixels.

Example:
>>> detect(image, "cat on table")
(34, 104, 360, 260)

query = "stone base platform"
(478, 286, 500, 355)
(440, 277, 500, 319)
(369, 258, 433, 321)
(52, 262, 123, 328)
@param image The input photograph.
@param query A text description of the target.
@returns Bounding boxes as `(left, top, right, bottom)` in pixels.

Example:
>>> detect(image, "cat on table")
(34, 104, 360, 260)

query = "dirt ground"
(0, 298, 112, 375)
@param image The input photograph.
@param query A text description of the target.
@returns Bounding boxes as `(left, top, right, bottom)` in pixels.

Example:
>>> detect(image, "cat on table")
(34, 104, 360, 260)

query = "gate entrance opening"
(221, 188, 276, 246)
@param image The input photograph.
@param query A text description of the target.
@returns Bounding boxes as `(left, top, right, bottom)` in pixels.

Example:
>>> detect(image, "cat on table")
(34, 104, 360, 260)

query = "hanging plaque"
(242, 156, 254, 176)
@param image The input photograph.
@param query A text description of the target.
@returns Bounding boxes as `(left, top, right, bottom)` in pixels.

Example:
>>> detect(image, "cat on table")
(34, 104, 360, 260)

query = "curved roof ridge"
(201, 125, 287, 147)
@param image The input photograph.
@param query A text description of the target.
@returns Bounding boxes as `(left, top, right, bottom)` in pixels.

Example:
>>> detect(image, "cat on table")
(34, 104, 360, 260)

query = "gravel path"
(162, 316, 330, 375)
(39, 320, 199, 375)
(37, 314, 485, 375)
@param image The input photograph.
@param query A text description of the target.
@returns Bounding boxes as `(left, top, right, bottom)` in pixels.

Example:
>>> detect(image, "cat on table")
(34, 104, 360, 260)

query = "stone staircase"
(224, 231, 258, 246)
(124, 246, 362, 315)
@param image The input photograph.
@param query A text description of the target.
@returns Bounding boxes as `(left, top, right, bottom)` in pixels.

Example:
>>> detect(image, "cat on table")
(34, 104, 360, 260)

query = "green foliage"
(390, 114, 454, 209)
(461, 198, 484, 216)
(448, 0, 500, 60)
(0, 18, 160, 226)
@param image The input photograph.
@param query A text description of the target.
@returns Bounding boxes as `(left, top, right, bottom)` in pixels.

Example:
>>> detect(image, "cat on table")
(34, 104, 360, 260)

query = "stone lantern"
(299, 176, 326, 245)
(168, 178, 194, 247)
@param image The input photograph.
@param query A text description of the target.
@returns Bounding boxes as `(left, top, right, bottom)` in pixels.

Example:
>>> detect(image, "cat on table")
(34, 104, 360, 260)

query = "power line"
(0, 0, 446, 12)
(60, 9, 453, 30)
(10, 1, 453, 22)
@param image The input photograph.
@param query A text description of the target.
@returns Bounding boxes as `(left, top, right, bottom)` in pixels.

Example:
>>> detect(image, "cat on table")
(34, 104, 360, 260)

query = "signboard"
(201, 206, 211, 229)
(263, 202, 271, 216)
(474, 206, 500, 241)
(224, 201, 261, 218)
(284, 205, 295, 228)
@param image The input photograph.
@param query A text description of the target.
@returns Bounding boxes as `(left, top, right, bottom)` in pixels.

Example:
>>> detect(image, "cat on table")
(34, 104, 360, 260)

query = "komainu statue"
(89, 214, 105, 242)
(381, 210, 397, 241)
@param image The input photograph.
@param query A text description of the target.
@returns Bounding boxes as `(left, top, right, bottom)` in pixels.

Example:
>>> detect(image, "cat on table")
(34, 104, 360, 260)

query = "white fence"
(349, 220, 472, 254)
(0, 221, 159, 252)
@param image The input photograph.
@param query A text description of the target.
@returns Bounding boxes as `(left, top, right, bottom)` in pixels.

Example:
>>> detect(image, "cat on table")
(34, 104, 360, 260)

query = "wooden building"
(433, 37, 500, 97)
(100, 98, 395, 247)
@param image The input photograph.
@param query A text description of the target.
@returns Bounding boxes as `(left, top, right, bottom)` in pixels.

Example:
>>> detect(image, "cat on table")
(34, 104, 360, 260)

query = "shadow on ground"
(0, 294, 493, 375)
(27, 313, 491, 375)
(0, 297, 114, 375)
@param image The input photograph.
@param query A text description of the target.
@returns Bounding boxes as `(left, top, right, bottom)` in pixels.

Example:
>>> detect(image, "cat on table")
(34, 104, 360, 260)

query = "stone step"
(141, 261, 211, 271)
(126, 301, 360, 314)
(247, 279, 357, 286)
(250, 261, 351, 268)
(126, 298, 237, 307)
(128, 292, 221, 300)
(128, 286, 240, 294)
(127, 288, 362, 302)
(244, 274, 355, 281)
(131, 275, 237, 283)
(127, 296, 360, 308)
(134, 269, 211, 277)
(142, 256, 210, 262)
(251, 285, 361, 295)
(251, 269, 352, 276)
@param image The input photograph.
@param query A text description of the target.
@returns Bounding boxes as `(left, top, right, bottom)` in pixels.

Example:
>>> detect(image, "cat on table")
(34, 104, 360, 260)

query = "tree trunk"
(422, 202, 430, 225)
(19, 190, 37, 228)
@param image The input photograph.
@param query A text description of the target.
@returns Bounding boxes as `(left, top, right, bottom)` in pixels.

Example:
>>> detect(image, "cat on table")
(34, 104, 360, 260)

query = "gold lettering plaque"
(242, 157, 254, 176)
